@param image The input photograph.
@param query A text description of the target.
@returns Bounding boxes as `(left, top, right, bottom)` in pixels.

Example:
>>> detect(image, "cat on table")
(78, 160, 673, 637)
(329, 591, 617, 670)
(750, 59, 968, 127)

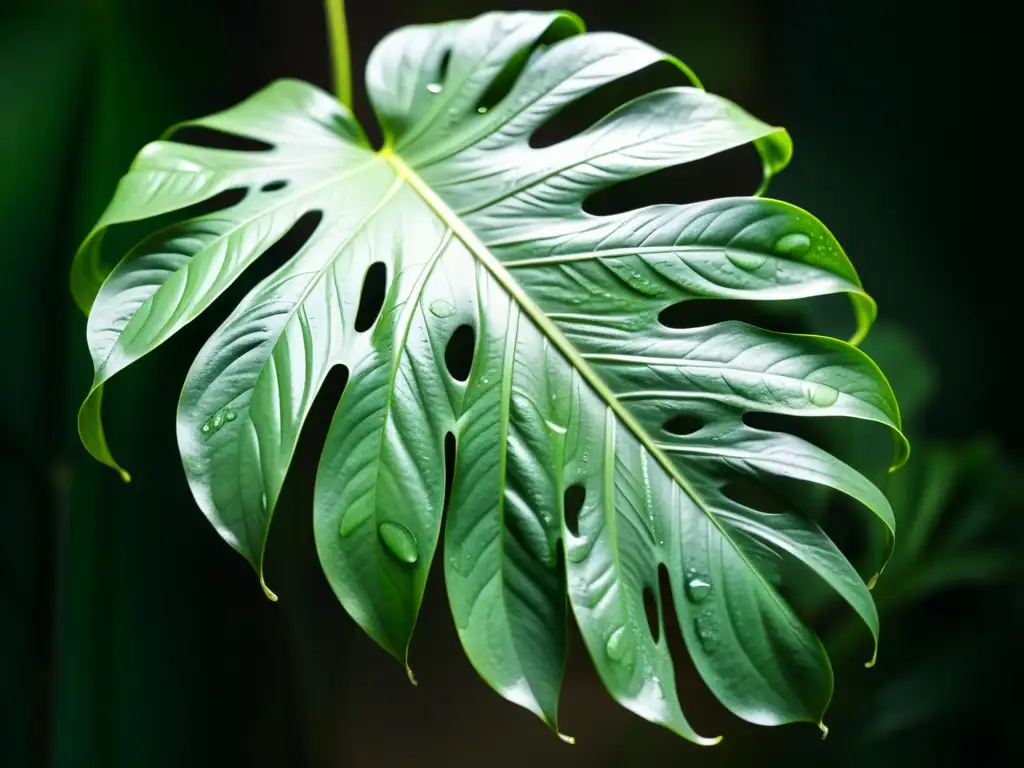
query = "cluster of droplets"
(424, 80, 489, 114)
(200, 406, 237, 440)
(685, 568, 718, 652)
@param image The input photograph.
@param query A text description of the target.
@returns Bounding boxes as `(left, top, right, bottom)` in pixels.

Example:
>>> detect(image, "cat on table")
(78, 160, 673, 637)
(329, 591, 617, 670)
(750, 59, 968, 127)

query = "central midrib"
(378, 146, 718, 521)
(377, 134, 829, 731)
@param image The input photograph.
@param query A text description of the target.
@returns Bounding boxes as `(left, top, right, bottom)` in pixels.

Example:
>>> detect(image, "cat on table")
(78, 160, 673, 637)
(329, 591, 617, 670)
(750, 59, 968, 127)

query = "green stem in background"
(324, 0, 352, 108)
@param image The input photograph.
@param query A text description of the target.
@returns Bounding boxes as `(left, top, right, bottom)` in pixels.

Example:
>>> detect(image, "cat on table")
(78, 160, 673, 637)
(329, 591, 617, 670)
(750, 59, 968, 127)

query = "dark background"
(2, 1, 1018, 766)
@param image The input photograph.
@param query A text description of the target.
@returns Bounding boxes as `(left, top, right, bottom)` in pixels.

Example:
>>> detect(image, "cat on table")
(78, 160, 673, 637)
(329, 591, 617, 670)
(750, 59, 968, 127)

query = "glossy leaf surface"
(73, 10, 906, 743)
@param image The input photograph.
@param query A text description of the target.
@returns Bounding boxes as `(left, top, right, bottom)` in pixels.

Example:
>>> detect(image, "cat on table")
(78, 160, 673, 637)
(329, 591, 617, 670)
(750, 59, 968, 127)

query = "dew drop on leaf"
(695, 615, 718, 652)
(605, 626, 627, 661)
(378, 521, 419, 565)
(477, 106, 488, 114)
(426, 82, 443, 94)
(803, 381, 840, 407)
(429, 299, 455, 318)
(774, 232, 811, 256)
(201, 407, 237, 440)
(685, 576, 712, 603)
(725, 248, 767, 271)
(567, 540, 588, 563)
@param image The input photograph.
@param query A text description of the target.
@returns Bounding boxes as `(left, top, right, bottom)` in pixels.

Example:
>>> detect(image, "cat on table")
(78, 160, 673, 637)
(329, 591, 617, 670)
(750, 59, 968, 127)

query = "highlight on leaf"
(71, 9, 906, 746)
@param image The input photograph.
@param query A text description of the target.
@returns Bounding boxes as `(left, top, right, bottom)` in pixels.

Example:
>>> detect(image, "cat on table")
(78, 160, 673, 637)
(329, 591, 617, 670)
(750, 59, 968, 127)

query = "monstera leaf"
(71, 11, 906, 744)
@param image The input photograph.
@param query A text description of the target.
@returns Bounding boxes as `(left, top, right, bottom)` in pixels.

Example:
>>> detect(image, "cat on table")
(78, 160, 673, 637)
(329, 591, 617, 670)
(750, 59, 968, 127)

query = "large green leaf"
(72, 10, 906, 744)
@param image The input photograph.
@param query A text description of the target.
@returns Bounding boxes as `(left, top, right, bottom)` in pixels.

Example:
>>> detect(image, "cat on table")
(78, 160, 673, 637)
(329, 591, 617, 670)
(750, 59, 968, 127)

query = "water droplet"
(726, 249, 767, 271)
(605, 627, 627, 660)
(649, 675, 665, 700)
(378, 521, 419, 565)
(695, 615, 717, 652)
(803, 381, 840, 407)
(481, 377, 490, 385)
(426, 82, 442, 94)
(686, 576, 712, 603)
(429, 299, 455, 318)
(567, 540, 588, 563)
(774, 232, 811, 257)
(201, 406, 238, 440)
(476, 106, 488, 114)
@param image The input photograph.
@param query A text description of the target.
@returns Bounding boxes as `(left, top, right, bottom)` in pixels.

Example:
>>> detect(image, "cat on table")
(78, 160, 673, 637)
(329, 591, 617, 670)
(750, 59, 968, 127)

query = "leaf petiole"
(324, 0, 352, 108)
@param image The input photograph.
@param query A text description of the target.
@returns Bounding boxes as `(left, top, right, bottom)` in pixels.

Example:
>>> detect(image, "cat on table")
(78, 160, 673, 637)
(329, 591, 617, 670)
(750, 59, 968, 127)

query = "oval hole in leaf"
(583, 144, 763, 215)
(444, 324, 475, 382)
(261, 180, 288, 193)
(643, 584, 661, 644)
(663, 413, 703, 436)
(563, 484, 586, 536)
(437, 49, 452, 83)
(657, 298, 814, 335)
(187, 186, 249, 215)
(530, 60, 690, 149)
(354, 262, 387, 333)
(169, 125, 274, 152)
(721, 479, 791, 515)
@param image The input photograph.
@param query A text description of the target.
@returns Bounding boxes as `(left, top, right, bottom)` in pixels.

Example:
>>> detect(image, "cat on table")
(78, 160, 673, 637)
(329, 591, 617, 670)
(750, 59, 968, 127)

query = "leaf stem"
(324, 0, 352, 108)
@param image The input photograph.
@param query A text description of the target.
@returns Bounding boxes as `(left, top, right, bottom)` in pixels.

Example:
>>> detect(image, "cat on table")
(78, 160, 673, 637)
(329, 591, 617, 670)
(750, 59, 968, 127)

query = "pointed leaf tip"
(819, 722, 829, 740)
(557, 732, 576, 745)
(260, 575, 278, 602)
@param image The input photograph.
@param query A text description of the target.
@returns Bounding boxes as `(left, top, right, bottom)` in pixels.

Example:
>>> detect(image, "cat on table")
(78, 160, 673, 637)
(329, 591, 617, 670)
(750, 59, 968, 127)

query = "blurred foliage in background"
(2, 0, 1016, 766)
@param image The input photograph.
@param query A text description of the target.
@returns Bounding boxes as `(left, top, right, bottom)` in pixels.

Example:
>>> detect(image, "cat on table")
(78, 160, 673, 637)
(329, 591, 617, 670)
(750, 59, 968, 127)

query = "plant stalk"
(324, 0, 352, 108)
